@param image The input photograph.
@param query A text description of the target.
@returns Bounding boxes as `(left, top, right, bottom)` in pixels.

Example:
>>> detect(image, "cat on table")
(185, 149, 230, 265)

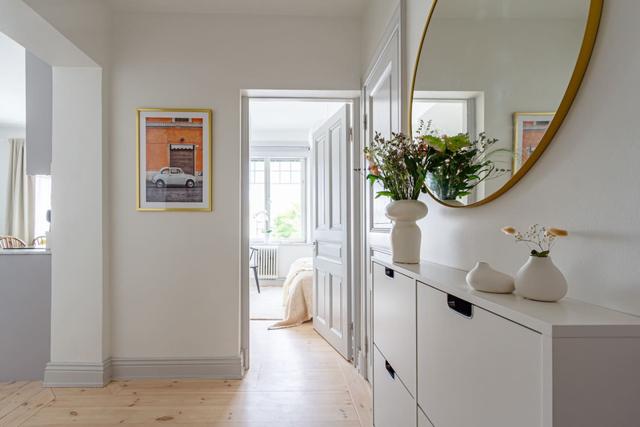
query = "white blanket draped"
(269, 257, 313, 329)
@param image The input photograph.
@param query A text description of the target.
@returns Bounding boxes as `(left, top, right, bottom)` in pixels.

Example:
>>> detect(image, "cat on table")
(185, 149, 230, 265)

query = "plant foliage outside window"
(249, 158, 305, 242)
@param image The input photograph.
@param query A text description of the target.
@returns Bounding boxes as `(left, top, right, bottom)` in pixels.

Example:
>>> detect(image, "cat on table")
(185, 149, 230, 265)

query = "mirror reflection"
(411, 0, 590, 206)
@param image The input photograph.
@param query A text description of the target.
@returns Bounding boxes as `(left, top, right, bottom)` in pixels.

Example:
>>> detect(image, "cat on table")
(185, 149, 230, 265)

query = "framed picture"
(513, 112, 555, 172)
(137, 108, 212, 211)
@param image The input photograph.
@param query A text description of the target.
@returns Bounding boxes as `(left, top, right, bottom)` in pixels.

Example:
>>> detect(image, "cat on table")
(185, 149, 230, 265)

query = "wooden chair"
(0, 236, 27, 249)
(32, 236, 47, 248)
(249, 247, 261, 294)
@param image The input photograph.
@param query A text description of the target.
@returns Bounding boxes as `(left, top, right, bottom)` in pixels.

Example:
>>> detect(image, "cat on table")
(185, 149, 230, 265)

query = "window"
(250, 158, 306, 243)
(34, 175, 51, 238)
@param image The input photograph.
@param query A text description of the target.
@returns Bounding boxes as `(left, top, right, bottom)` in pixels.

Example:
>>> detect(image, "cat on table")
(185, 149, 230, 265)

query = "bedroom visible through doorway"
(244, 95, 360, 367)
(248, 99, 345, 324)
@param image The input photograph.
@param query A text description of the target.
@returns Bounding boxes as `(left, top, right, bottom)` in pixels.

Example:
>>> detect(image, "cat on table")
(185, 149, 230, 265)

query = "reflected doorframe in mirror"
(409, 0, 604, 208)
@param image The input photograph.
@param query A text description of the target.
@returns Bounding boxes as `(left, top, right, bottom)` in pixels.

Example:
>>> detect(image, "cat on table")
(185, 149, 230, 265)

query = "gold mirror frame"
(409, 0, 604, 208)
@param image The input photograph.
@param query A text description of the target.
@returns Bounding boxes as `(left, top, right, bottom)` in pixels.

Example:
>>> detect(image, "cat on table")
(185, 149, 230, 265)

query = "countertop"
(372, 254, 640, 338)
(0, 248, 50, 255)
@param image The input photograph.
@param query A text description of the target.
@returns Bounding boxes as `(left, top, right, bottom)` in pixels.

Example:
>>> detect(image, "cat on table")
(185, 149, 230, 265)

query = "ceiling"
(108, 0, 368, 17)
(0, 32, 26, 128)
(250, 100, 346, 144)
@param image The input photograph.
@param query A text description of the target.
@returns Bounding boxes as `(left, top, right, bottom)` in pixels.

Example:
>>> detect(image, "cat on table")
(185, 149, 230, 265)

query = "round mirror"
(410, 0, 602, 207)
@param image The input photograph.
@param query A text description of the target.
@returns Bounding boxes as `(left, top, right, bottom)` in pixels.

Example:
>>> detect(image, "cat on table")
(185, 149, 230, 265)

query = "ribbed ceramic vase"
(515, 256, 568, 302)
(385, 200, 428, 264)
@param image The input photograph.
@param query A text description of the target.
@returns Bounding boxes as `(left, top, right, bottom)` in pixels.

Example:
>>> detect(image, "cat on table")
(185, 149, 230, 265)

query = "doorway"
(240, 91, 362, 372)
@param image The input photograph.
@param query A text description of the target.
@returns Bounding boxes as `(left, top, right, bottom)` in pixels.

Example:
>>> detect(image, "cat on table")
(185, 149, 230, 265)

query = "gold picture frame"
(136, 108, 213, 211)
(513, 112, 555, 173)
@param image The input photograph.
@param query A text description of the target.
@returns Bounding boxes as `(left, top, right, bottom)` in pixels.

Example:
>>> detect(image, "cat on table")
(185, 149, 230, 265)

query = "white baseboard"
(110, 356, 243, 380)
(43, 356, 243, 387)
(43, 360, 112, 388)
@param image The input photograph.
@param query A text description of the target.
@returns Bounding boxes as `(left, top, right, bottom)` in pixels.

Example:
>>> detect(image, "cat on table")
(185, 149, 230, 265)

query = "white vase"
(515, 256, 568, 302)
(466, 262, 514, 294)
(385, 200, 428, 264)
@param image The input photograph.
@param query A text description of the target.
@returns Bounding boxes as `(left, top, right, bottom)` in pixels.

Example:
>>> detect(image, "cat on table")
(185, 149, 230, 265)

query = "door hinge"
(349, 127, 354, 143)
(363, 113, 368, 131)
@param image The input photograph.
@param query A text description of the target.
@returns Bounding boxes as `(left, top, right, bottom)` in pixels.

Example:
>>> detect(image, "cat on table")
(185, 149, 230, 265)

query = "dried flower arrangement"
(364, 132, 430, 200)
(501, 224, 568, 257)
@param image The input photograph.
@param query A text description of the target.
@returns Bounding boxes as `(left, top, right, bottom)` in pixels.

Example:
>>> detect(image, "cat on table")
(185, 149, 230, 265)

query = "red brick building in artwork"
(145, 117, 204, 181)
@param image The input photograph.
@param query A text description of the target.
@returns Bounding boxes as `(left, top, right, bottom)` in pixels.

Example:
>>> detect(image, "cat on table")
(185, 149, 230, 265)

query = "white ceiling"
(108, 0, 368, 17)
(249, 100, 346, 144)
(0, 32, 26, 127)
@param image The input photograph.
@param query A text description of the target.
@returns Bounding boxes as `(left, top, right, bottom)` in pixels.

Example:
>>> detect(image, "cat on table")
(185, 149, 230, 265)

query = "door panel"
(363, 22, 402, 379)
(312, 104, 351, 360)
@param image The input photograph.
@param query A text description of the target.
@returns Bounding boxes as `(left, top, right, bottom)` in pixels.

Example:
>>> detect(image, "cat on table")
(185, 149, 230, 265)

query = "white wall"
(277, 244, 314, 279)
(1, 0, 109, 382)
(109, 12, 361, 358)
(361, 0, 400, 75)
(369, 0, 640, 316)
(25, 0, 113, 364)
(49, 67, 105, 364)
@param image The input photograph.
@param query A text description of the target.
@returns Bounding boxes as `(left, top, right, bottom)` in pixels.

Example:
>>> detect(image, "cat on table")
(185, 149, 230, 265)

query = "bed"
(269, 257, 314, 329)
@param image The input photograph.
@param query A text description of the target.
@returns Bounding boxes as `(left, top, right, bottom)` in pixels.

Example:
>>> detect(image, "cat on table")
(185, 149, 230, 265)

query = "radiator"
(256, 246, 279, 279)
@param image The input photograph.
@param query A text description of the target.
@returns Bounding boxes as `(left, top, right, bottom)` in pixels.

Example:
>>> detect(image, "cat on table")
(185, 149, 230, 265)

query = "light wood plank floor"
(0, 321, 372, 426)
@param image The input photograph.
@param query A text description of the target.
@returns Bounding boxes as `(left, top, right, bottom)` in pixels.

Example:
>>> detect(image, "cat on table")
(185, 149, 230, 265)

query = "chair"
(32, 236, 47, 248)
(249, 246, 261, 294)
(0, 236, 27, 249)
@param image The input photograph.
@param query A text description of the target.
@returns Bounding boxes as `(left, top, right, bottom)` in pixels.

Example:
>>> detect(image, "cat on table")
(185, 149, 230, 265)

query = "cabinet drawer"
(373, 262, 416, 395)
(417, 283, 542, 427)
(373, 346, 416, 427)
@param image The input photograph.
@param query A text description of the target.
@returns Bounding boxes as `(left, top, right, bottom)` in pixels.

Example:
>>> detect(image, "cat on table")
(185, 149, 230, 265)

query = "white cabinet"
(373, 346, 416, 427)
(372, 262, 416, 395)
(417, 283, 541, 427)
(418, 406, 434, 427)
(371, 257, 640, 427)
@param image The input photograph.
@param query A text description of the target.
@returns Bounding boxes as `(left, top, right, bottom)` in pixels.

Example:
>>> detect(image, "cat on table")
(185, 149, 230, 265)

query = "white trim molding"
(43, 356, 243, 387)
(110, 356, 243, 380)
(44, 360, 112, 388)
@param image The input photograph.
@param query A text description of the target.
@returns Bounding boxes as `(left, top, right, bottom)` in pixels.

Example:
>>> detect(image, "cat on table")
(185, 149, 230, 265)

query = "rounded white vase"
(466, 262, 514, 294)
(385, 200, 428, 264)
(515, 256, 568, 302)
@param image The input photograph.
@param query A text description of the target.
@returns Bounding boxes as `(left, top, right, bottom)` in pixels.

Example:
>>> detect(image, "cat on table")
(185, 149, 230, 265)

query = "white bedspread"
(269, 257, 313, 329)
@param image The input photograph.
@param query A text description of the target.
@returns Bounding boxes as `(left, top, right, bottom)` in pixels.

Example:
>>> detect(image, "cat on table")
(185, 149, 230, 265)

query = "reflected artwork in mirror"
(410, 0, 602, 207)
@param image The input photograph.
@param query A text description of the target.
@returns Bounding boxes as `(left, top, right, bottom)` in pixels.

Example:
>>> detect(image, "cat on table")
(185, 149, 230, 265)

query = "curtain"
(7, 139, 35, 244)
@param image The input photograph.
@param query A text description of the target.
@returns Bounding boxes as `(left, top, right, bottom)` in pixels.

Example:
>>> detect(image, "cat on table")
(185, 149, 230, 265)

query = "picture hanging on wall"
(513, 112, 555, 173)
(136, 108, 213, 211)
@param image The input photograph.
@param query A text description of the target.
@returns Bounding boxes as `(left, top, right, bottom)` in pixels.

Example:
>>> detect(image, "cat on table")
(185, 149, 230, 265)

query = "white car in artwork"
(151, 167, 197, 188)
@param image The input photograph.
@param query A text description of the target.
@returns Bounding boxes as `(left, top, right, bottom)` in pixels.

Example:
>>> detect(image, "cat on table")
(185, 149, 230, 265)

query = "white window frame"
(249, 152, 308, 244)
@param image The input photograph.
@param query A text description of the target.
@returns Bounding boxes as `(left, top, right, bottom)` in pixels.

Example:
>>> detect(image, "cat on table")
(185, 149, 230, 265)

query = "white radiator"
(256, 246, 279, 279)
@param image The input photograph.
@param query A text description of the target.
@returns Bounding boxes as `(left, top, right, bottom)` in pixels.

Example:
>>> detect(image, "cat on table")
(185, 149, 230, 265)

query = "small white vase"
(466, 262, 514, 294)
(385, 200, 428, 264)
(515, 256, 568, 302)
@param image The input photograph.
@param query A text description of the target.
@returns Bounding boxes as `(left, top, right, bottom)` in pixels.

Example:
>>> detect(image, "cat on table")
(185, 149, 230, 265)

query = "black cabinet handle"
(384, 267, 394, 278)
(385, 360, 396, 379)
(447, 294, 473, 318)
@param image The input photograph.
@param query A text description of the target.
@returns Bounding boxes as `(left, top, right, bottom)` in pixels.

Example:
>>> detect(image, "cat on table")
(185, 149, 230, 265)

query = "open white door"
(311, 105, 352, 360)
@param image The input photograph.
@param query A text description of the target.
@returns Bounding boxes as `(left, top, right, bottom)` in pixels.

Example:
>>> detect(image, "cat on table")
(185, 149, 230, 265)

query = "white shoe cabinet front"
(371, 256, 640, 427)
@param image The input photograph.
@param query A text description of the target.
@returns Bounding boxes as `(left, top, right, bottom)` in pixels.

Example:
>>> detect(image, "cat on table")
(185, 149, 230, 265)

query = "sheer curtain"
(7, 139, 35, 244)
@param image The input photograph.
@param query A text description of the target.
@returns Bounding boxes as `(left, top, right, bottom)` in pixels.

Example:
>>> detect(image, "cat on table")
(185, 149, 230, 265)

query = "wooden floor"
(0, 321, 372, 426)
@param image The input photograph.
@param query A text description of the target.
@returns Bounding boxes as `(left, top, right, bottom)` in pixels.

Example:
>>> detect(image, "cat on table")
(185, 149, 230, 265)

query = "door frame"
(240, 90, 361, 373)
(361, 2, 405, 382)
